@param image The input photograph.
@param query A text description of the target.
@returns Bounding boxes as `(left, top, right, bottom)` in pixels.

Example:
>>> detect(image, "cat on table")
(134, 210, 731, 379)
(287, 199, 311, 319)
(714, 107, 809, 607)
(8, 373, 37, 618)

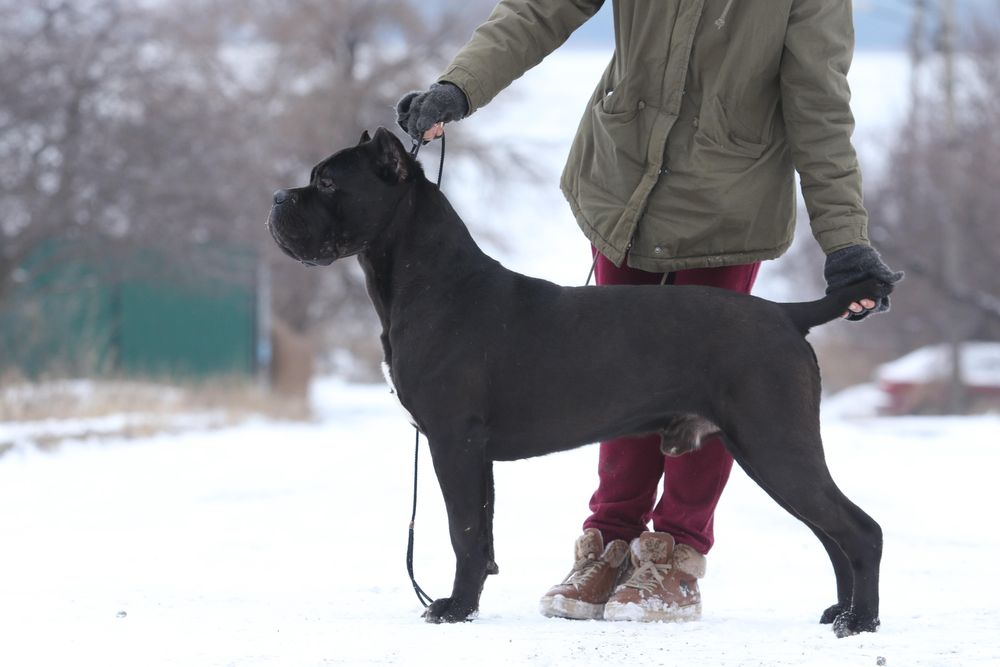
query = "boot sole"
(603, 600, 702, 623)
(539, 594, 605, 620)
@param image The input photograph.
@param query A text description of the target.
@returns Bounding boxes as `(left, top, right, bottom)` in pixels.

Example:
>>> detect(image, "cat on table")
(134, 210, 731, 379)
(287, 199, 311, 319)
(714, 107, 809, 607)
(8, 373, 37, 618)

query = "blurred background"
(1, 0, 999, 433)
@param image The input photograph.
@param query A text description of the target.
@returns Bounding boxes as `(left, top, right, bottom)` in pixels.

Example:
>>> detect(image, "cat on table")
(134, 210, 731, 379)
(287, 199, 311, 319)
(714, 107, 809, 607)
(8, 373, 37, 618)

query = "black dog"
(267, 128, 887, 637)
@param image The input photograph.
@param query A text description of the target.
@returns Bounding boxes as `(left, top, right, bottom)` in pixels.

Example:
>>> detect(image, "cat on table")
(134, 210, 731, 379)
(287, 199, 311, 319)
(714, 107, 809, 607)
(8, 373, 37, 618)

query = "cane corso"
(267, 128, 887, 637)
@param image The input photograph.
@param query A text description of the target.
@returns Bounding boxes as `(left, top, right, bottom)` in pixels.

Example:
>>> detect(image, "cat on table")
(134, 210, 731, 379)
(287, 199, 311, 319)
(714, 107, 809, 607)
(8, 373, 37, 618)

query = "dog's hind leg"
(723, 424, 882, 637)
(810, 527, 854, 624)
(729, 447, 854, 624)
(423, 434, 494, 623)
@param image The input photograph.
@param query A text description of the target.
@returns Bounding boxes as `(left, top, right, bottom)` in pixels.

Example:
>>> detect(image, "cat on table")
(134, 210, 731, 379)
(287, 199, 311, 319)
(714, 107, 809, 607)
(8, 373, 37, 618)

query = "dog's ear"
(358, 130, 371, 144)
(371, 127, 410, 184)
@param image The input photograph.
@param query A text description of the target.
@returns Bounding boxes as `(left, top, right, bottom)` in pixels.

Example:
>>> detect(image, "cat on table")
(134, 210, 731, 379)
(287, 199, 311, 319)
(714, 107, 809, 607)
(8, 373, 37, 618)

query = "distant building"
(876, 342, 1000, 415)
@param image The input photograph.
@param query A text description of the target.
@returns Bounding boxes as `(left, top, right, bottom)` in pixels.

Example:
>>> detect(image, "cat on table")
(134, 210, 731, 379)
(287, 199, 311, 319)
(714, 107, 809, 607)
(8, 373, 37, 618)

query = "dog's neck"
(358, 177, 499, 367)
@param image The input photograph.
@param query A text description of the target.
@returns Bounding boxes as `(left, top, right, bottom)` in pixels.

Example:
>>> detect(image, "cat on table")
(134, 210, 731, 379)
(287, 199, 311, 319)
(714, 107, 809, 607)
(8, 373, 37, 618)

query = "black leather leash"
(406, 428, 434, 608)
(403, 129, 446, 609)
(409, 129, 446, 189)
(586, 252, 599, 286)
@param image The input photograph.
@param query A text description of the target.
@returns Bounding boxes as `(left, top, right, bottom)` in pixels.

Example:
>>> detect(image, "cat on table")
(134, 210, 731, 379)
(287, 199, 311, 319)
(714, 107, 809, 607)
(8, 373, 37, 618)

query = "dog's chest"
(381, 361, 418, 428)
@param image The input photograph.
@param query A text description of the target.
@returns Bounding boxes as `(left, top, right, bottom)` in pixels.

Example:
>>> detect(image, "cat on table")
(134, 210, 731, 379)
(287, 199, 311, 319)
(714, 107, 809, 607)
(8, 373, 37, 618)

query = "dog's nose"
(273, 189, 293, 205)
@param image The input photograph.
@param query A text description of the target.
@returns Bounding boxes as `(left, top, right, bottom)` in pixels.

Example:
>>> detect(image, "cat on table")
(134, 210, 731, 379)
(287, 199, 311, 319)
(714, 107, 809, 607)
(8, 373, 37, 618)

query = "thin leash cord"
(406, 428, 434, 607)
(404, 128, 446, 609)
(585, 252, 599, 286)
(409, 130, 446, 189)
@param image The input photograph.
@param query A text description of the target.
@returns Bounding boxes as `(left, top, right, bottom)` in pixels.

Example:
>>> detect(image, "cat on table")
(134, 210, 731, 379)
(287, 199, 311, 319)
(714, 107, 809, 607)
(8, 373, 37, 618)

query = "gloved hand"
(823, 245, 904, 321)
(396, 82, 469, 143)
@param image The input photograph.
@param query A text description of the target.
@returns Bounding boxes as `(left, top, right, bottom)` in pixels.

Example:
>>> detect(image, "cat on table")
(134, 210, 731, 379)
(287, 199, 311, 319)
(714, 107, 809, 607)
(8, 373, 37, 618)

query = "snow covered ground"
(1, 379, 999, 666)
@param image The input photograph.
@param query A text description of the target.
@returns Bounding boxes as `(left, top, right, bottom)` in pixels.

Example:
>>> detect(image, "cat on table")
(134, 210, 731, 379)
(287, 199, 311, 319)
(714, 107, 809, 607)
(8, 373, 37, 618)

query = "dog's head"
(266, 127, 416, 266)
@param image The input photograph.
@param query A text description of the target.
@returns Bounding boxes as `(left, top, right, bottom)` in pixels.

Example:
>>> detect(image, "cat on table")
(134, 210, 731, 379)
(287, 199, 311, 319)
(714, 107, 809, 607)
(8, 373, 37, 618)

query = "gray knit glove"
(824, 245, 904, 321)
(396, 82, 469, 142)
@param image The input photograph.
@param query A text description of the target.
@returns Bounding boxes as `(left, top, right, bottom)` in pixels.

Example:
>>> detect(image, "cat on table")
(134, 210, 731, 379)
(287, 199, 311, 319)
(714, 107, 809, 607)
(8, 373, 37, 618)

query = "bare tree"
(0, 0, 509, 380)
(801, 6, 1000, 400)
(0, 0, 266, 303)
(246, 0, 496, 342)
(864, 13, 1000, 341)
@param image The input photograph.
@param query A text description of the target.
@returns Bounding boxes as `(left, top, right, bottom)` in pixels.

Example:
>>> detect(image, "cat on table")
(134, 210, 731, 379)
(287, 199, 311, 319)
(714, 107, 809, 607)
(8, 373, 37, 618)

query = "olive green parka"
(440, 0, 870, 272)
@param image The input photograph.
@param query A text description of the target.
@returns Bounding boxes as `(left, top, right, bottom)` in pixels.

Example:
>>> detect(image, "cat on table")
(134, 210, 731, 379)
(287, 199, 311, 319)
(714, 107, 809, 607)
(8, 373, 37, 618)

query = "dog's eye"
(319, 177, 335, 190)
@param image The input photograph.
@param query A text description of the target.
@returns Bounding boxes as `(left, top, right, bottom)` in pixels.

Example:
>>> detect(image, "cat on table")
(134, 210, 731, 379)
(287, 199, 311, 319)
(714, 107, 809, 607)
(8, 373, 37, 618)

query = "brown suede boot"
(603, 531, 706, 622)
(539, 528, 630, 620)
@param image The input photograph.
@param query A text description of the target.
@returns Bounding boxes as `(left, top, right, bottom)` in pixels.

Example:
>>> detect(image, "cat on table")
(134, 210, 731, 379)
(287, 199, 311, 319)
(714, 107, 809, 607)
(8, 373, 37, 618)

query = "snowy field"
(1, 380, 999, 666)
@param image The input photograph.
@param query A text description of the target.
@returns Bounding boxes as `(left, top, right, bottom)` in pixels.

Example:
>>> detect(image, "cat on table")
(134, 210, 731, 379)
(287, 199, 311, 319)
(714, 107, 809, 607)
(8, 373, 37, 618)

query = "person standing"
(396, 0, 901, 623)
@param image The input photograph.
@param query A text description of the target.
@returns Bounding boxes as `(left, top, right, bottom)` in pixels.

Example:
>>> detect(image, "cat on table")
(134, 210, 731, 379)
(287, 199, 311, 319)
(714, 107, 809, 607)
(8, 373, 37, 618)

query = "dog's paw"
(819, 602, 846, 625)
(422, 597, 477, 624)
(832, 608, 881, 637)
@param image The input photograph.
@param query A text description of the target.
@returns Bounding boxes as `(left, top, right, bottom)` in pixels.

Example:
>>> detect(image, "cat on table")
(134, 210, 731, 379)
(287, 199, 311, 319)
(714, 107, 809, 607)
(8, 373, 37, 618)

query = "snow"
(876, 342, 1000, 388)
(2, 379, 999, 666)
(822, 383, 892, 420)
(0, 412, 229, 452)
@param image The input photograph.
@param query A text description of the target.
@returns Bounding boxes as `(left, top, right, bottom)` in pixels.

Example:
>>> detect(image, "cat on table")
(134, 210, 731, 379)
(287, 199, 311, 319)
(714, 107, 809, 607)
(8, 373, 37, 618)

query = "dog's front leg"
(423, 436, 494, 623)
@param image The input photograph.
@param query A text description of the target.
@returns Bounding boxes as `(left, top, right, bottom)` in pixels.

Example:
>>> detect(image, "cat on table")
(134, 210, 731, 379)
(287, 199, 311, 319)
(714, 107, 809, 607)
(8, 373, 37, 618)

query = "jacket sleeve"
(780, 0, 870, 254)
(439, 0, 605, 114)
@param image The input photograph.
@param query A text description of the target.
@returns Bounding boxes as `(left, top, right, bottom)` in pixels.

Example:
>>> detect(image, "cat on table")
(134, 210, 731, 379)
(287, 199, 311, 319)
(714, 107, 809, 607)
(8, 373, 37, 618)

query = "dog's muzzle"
(267, 199, 334, 266)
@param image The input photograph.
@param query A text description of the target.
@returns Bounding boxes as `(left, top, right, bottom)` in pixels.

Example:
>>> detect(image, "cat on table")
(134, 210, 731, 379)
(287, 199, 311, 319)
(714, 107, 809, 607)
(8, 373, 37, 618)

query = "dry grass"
(1, 377, 310, 421)
(0, 377, 310, 456)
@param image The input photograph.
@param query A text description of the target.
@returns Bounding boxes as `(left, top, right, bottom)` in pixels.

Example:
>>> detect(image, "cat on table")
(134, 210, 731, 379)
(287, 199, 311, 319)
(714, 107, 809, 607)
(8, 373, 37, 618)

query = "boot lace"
(562, 554, 607, 589)
(621, 560, 673, 593)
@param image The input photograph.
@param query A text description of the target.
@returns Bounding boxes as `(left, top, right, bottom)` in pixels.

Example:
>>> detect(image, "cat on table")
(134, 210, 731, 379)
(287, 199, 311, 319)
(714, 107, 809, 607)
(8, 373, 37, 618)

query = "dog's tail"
(779, 278, 894, 336)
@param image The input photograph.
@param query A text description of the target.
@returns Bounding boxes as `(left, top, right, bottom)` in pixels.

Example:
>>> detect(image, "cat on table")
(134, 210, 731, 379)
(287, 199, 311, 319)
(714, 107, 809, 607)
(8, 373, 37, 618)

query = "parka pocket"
(696, 96, 769, 160)
(693, 131, 766, 168)
(588, 102, 649, 194)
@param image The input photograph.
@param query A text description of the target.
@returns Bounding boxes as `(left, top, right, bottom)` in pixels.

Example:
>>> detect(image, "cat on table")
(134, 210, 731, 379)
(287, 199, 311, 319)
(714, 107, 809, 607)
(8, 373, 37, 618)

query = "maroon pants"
(582, 252, 760, 555)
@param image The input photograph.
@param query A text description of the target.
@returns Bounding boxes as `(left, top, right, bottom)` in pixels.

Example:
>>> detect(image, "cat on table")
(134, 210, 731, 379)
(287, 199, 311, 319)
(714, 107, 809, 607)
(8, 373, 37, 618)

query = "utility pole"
(909, 0, 926, 121)
(941, 0, 957, 135)
(939, 0, 966, 414)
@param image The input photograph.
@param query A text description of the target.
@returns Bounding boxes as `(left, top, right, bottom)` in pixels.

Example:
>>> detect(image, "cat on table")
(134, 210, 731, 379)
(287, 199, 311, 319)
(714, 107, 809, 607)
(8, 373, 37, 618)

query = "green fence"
(0, 244, 261, 379)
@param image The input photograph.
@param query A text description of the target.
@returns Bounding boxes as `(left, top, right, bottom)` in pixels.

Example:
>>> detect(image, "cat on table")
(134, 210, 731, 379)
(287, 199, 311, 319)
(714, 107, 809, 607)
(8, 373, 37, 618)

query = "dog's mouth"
(267, 209, 338, 267)
(273, 237, 337, 267)
(299, 256, 335, 267)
